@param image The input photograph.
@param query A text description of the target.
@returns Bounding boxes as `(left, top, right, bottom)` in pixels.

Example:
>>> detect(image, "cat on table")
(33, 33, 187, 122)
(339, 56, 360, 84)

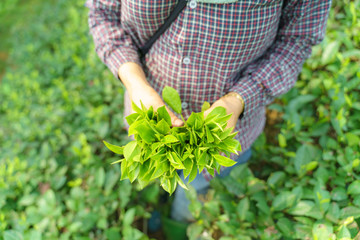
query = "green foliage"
(0, 0, 359, 239)
(104, 86, 241, 195)
(162, 86, 182, 115)
(0, 1, 154, 239)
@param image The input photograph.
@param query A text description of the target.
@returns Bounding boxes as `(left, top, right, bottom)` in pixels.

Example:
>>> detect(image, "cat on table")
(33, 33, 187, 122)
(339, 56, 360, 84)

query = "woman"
(86, 0, 331, 224)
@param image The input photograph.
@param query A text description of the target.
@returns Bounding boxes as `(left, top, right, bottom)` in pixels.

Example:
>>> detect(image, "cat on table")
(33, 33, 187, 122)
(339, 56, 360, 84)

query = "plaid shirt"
(86, 0, 331, 180)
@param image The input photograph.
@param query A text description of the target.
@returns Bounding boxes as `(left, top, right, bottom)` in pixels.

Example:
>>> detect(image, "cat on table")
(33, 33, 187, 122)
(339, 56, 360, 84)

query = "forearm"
(118, 62, 153, 98)
(230, 1, 331, 116)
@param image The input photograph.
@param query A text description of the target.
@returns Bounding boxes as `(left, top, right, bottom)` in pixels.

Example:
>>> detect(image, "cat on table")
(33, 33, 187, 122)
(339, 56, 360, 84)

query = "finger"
(172, 118, 184, 127)
(170, 114, 184, 127)
(166, 107, 184, 127)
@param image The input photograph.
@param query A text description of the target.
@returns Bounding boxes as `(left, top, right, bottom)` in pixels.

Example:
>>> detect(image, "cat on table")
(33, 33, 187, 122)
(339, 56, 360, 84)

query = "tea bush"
(0, 1, 155, 239)
(0, 0, 359, 239)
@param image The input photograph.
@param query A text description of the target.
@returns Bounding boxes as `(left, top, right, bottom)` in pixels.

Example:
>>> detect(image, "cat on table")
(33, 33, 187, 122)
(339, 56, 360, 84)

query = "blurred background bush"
(0, 0, 359, 239)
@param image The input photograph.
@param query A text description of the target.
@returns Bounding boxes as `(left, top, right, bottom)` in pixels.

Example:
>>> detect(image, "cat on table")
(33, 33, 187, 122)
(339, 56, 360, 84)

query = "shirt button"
(181, 102, 188, 109)
(182, 57, 191, 65)
(189, 0, 197, 9)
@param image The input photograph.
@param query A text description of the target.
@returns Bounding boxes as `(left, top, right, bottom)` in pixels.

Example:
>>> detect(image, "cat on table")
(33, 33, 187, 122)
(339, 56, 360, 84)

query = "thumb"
(172, 117, 184, 127)
(166, 108, 184, 127)
(171, 114, 184, 127)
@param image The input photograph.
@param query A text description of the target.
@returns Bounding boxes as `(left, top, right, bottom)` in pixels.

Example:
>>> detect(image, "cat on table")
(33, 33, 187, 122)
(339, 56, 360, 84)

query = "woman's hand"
(203, 93, 244, 130)
(129, 84, 184, 127)
(118, 62, 183, 127)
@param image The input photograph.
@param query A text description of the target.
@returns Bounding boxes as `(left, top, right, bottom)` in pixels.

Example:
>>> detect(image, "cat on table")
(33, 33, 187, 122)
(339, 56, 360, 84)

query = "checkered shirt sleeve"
(229, 1, 332, 117)
(85, 0, 142, 78)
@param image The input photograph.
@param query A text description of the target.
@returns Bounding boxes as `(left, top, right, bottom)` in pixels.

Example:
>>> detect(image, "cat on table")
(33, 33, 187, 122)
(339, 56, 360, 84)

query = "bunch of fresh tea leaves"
(103, 86, 242, 194)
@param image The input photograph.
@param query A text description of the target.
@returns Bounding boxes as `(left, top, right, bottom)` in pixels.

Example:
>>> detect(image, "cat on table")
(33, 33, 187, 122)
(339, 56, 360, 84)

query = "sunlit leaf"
(162, 86, 182, 114)
(213, 154, 236, 167)
(103, 140, 124, 155)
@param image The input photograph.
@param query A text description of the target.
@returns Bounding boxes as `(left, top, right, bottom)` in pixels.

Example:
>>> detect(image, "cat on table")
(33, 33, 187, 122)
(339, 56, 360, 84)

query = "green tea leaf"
(212, 133, 222, 143)
(247, 178, 267, 195)
(205, 126, 214, 143)
(312, 220, 334, 240)
(331, 187, 347, 201)
(314, 183, 331, 212)
(161, 176, 174, 195)
(321, 41, 340, 65)
(157, 105, 172, 126)
(205, 106, 226, 121)
(134, 121, 156, 143)
(219, 127, 232, 140)
(206, 167, 215, 177)
(215, 113, 232, 125)
(186, 112, 198, 127)
(138, 161, 152, 180)
(137, 177, 151, 190)
(168, 152, 185, 169)
(131, 101, 143, 114)
(151, 162, 169, 180)
(340, 206, 360, 219)
(124, 141, 141, 161)
(187, 223, 203, 240)
(123, 208, 136, 226)
(183, 158, 193, 179)
(3, 230, 23, 240)
(128, 167, 140, 183)
(105, 227, 121, 240)
(345, 132, 360, 147)
(198, 151, 208, 166)
(103, 140, 124, 155)
(236, 197, 249, 221)
(287, 200, 315, 216)
(128, 118, 145, 136)
(175, 172, 188, 190)
(188, 163, 198, 183)
(325, 202, 340, 223)
(163, 135, 179, 144)
(347, 180, 360, 195)
(155, 118, 170, 135)
(276, 218, 295, 237)
(254, 193, 270, 215)
(111, 159, 124, 164)
(201, 101, 210, 112)
(162, 86, 182, 114)
(223, 138, 240, 152)
(121, 160, 129, 180)
(125, 112, 140, 125)
(96, 167, 105, 187)
(146, 105, 155, 120)
(213, 154, 236, 167)
(271, 191, 296, 211)
(294, 144, 318, 176)
(337, 225, 351, 239)
(278, 133, 287, 148)
(267, 171, 286, 188)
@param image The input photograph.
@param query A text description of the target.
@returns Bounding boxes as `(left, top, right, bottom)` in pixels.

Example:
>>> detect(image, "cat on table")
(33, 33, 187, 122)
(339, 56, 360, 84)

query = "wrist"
(118, 62, 152, 96)
(222, 92, 245, 114)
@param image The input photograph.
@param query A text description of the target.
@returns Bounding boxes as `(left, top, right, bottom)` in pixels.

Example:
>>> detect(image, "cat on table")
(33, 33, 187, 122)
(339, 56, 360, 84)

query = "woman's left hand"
(203, 93, 244, 130)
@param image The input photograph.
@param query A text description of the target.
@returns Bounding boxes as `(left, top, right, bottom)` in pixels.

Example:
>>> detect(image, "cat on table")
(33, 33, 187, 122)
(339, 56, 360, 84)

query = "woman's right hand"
(118, 62, 183, 127)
